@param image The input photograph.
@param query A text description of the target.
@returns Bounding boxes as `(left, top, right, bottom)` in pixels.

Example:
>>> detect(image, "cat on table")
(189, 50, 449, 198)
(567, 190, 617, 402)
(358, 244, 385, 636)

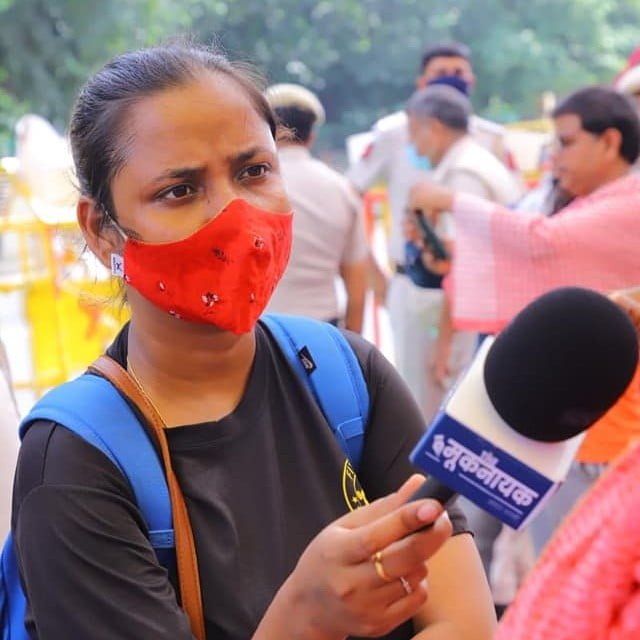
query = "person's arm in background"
(367, 252, 390, 307)
(426, 171, 491, 387)
(406, 175, 595, 334)
(340, 260, 367, 333)
(346, 127, 393, 305)
(339, 183, 369, 333)
(346, 127, 391, 199)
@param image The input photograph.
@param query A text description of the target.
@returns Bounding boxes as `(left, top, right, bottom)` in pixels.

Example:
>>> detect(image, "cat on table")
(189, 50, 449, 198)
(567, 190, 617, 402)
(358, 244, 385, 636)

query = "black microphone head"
(483, 287, 639, 442)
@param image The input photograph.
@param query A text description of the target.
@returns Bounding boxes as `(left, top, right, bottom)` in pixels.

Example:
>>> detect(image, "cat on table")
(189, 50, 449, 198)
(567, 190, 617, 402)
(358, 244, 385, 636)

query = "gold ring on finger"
(372, 550, 393, 583)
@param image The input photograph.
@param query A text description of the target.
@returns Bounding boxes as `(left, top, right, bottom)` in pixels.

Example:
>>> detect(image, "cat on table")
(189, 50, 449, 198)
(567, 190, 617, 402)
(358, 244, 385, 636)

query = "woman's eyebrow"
(149, 166, 206, 185)
(228, 146, 273, 165)
(148, 147, 274, 183)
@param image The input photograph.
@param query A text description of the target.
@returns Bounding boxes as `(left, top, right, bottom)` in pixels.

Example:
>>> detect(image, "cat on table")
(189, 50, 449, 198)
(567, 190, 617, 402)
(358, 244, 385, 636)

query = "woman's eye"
(160, 184, 197, 200)
(240, 164, 270, 180)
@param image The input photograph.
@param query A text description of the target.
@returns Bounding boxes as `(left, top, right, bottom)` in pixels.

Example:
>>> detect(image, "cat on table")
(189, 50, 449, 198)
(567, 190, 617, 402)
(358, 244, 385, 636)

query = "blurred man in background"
(347, 41, 511, 412)
(266, 83, 368, 331)
(408, 84, 640, 572)
(404, 83, 521, 418)
(403, 84, 522, 594)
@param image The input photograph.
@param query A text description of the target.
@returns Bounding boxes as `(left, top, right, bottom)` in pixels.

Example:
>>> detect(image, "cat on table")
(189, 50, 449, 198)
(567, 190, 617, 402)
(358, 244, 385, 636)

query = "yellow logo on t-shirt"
(342, 459, 369, 511)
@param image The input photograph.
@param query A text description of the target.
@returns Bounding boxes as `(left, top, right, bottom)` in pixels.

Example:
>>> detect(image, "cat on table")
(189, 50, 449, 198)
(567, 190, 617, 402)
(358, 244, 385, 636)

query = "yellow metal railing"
(0, 158, 126, 397)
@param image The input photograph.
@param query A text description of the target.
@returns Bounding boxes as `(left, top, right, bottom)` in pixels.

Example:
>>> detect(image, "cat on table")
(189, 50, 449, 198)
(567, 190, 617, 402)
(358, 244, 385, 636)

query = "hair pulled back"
(69, 42, 277, 217)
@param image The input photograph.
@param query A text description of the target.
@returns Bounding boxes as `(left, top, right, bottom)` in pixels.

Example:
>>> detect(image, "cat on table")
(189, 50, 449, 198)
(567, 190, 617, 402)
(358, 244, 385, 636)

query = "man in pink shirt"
(407, 85, 640, 334)
(407, 87, 640, 604)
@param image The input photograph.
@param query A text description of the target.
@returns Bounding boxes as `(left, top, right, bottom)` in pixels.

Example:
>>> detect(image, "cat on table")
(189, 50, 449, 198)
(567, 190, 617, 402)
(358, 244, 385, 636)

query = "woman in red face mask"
(8, 43, 494, 640)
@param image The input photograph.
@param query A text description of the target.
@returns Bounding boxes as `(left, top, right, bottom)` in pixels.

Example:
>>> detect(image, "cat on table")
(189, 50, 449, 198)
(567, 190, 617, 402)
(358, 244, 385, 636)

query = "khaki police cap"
(265, 83, 326, 125)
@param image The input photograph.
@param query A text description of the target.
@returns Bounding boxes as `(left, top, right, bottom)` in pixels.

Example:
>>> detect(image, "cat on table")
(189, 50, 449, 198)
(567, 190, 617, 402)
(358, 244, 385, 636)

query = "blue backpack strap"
(1, 532, 26, 640)
(261, 314, 369, 470)
(20, 373, 174, 552)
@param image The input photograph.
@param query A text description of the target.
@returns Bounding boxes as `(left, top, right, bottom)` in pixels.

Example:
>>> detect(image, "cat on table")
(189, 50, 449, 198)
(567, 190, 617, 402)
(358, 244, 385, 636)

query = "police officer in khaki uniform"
(266, 84, 368, 332)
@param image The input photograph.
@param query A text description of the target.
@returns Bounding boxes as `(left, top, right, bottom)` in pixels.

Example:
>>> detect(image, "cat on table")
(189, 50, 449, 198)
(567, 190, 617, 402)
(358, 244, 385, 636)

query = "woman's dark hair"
(552, 85, 640, 164)
(69, 42, 277, 221)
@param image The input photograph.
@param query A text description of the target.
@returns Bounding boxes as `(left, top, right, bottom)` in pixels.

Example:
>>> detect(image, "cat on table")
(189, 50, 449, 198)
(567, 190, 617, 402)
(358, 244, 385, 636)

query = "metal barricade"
(0, 157, 126, 398)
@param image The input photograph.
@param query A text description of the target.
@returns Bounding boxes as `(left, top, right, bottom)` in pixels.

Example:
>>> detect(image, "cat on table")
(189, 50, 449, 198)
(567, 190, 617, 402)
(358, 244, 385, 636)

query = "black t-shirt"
(12, 322, 469, 640)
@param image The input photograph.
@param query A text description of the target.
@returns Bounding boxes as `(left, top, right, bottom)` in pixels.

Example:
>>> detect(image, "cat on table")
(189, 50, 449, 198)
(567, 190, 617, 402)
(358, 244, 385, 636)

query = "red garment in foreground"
(496, 439, 640, 639)
(449, 173, 640, 334)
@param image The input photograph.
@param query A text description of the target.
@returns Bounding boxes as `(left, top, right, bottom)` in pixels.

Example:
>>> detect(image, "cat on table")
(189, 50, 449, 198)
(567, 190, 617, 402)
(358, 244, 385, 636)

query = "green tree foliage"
(1, 0, 639, 152)
(182, 0, 640, 148)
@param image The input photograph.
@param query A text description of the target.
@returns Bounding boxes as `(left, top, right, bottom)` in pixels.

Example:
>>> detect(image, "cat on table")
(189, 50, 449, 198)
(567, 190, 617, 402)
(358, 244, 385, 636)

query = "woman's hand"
(259, 475, 452, 640)
(408, 181, 455, 221)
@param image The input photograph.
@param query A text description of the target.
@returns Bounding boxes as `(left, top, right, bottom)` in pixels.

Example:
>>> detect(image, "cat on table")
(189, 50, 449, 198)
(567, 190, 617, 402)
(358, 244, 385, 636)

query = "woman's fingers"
(339, 497, 448, 565)
(331, 473, 451, 574)
(369, 558, 428, 594)
(370, 512, 452, 580)
(337, 474, 426, 529)
(349, 570, 430, 638)
(286, 476, 453, 639)
(395, 474, 429, 502)
(378, 579, 429, 631)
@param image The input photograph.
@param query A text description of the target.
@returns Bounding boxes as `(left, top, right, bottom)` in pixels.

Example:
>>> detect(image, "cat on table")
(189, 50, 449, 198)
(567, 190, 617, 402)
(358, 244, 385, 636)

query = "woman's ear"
(76, 196, 122, 271)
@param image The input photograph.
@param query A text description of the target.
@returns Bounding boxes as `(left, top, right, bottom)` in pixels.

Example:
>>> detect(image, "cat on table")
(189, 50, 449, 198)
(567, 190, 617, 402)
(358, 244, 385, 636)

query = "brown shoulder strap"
(89, 355, 206, 640)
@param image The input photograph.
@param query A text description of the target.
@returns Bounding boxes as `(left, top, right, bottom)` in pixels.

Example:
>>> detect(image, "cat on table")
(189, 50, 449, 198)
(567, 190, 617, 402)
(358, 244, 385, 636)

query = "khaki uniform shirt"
(267, 145, 368, 321)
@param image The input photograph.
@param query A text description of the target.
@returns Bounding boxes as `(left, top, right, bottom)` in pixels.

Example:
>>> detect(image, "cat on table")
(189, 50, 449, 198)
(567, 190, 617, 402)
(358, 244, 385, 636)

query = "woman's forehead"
(120, 73, 273, 163)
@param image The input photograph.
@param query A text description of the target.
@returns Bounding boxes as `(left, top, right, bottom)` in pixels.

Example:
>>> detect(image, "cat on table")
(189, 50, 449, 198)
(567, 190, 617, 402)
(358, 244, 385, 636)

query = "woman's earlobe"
(76, 197, 120, 270)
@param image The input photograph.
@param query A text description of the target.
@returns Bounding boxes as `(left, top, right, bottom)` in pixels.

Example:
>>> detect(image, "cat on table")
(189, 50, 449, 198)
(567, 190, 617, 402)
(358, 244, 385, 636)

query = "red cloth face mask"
(110, 199, 292, 334)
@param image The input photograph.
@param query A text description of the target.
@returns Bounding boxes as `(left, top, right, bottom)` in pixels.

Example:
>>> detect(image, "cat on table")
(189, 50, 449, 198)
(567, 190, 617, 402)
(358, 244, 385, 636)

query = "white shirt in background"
(347, 110, 509, 265)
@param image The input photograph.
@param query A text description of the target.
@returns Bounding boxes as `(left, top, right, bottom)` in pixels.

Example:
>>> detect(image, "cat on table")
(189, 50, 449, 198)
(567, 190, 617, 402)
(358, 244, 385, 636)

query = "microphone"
(409, 286, 639, 529)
